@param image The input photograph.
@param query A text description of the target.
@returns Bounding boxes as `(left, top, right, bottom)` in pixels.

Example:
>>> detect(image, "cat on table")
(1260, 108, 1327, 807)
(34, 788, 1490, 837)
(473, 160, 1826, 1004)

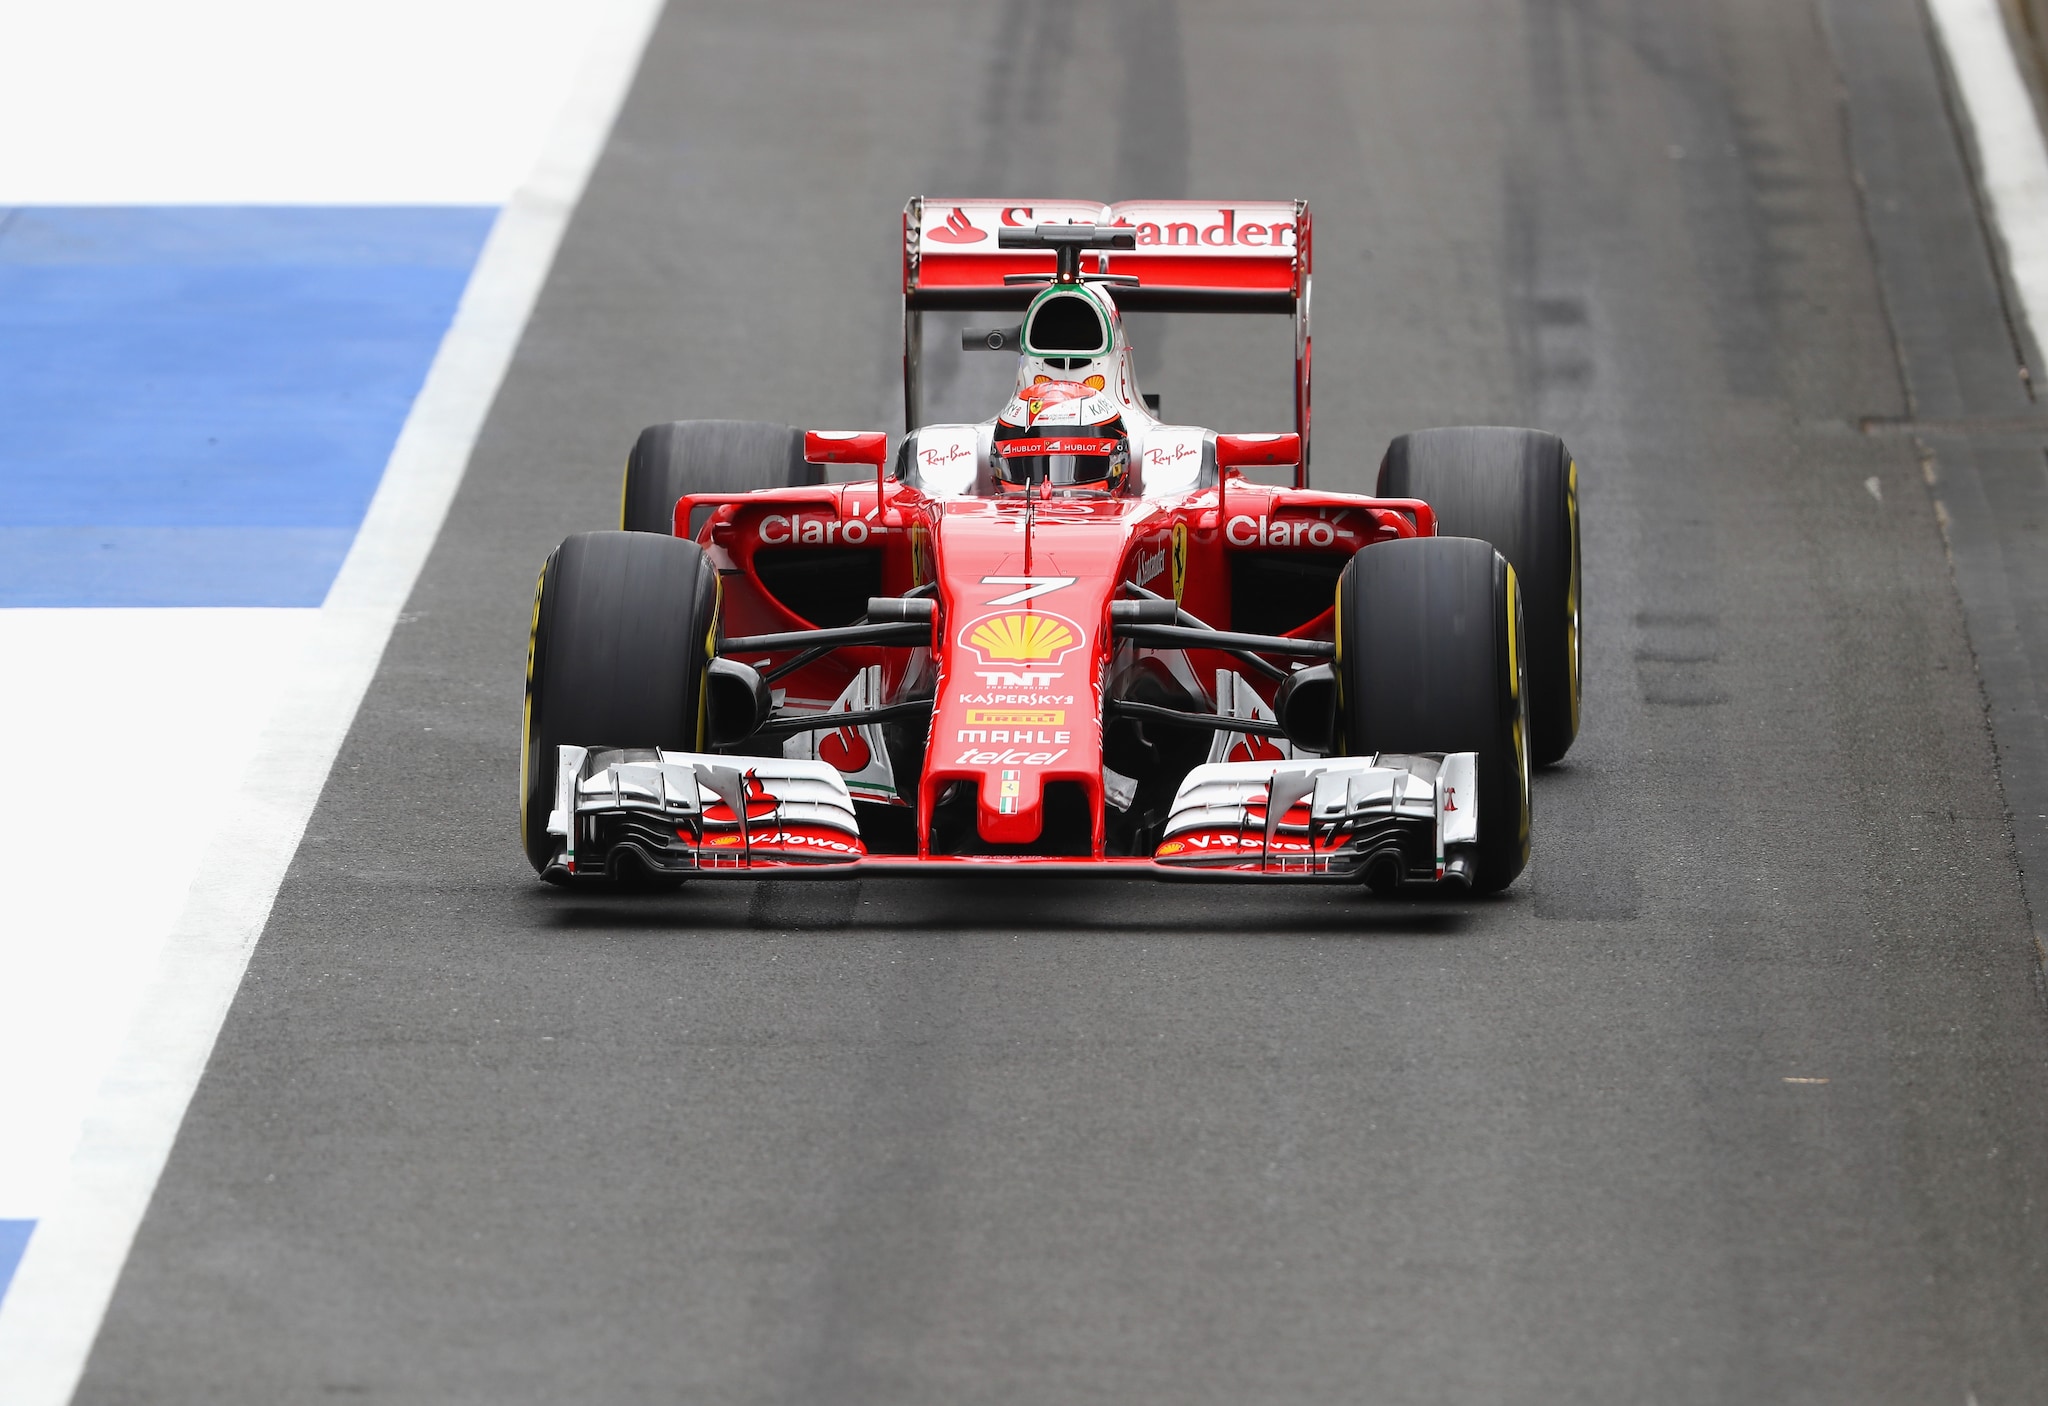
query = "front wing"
(542, 745, 1478, 887)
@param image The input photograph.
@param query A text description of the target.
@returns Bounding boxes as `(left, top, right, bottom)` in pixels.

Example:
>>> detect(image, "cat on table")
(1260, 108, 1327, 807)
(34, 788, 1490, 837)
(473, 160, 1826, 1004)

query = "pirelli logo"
(964, 708, 1065, 726)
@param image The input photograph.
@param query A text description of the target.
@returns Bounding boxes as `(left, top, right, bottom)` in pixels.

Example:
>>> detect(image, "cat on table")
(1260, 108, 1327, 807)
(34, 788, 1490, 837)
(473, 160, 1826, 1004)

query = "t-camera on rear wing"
(901, 197, 1314, 470)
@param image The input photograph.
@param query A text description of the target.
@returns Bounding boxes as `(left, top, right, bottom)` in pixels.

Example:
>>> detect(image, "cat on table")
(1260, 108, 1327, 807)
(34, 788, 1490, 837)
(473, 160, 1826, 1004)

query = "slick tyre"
(521, 531, 720, 878)
(1337, 536, 1532, 893)
(1377, 427, 1580, 765)
(620, 420, 821, 534)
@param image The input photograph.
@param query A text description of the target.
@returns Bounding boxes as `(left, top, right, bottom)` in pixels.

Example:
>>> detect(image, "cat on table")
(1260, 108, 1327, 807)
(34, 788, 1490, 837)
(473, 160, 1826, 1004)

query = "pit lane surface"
(76, 0, 2048, 1400)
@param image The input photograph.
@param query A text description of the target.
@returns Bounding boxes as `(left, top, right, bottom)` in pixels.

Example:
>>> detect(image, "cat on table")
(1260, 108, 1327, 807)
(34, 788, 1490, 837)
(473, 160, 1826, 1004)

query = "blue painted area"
(0, 1220, 31, 1307)
(0, 207, 496, 606)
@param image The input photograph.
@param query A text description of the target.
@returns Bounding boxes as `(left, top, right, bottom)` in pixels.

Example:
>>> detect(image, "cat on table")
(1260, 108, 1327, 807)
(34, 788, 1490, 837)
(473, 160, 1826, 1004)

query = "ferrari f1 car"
(521, 198, 1580, 893)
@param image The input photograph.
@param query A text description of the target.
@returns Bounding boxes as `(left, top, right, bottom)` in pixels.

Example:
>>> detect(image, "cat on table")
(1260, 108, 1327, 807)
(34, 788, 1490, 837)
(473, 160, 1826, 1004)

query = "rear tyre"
(1337, 536, 1531, 893)
(521, 531, 720, 878)
(1377, 427, 1579, 765)
(620, 420, 821, 534)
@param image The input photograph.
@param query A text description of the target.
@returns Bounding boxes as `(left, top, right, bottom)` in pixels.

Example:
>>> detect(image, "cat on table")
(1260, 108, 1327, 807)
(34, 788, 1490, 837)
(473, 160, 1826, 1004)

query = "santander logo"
(1227, 735, 1286, 764)
(926, 207, 986, 244)
(1113, 209, 1297, 248)
(819, 725, 871, 774)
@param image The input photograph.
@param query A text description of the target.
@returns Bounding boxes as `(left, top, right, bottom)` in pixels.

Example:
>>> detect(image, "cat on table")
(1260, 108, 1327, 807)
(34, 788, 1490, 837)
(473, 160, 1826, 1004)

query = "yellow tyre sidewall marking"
(1565, 458, 1581, 737)
(519, 560, 547, 847)
(1505, 560, 1532, 860)
(1331, 570, 1346, 754)
(696, 571, 721, 751)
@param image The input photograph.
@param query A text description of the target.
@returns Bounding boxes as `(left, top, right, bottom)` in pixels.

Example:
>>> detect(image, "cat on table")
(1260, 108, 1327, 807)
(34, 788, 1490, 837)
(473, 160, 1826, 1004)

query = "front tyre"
(521, 531, 720, 877)
(1377, 426, 1579, 765)
(1337, 536, 1531, 893)
(620, 420, 819, 535)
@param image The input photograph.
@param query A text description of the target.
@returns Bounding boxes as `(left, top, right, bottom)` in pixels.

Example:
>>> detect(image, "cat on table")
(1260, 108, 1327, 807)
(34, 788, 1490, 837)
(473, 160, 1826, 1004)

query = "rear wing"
(901, 197, 1314, 475)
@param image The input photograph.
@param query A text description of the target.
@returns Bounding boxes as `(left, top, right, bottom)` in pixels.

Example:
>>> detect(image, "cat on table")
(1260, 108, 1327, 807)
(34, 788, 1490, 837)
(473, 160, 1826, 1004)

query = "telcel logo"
(760, 513, 876, 546)
(1225, 515, 1349, 548)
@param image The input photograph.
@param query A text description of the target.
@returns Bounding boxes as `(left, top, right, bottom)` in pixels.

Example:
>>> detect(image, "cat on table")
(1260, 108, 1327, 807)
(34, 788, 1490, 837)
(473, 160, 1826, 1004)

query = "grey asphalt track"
(78, 1, 2048, 1402)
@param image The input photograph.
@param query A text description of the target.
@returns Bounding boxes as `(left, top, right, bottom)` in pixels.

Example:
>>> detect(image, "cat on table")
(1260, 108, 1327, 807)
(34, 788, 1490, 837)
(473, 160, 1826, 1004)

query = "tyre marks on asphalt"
(1492, 13, 2048, 1389)
(1633, 611, 1726, 709)
(1826, 0, 2048, 963)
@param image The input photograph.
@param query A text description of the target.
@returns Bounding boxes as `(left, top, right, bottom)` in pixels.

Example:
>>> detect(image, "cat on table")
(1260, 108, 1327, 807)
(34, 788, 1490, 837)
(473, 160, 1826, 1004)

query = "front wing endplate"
(543, 746, 865, 881)
(1153, 752, 1478, 882)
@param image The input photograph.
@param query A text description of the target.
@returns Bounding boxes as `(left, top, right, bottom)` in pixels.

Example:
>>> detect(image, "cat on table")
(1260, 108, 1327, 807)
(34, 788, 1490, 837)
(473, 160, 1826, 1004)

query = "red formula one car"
(521, 198, 1580, 893)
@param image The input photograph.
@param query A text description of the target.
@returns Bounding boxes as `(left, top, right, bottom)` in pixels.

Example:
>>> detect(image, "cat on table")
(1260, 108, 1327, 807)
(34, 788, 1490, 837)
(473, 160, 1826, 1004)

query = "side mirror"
(805, 429, 891, 498)
(1215, 432, 1301, 472)
(706, 658, 772, 747)
(803, 430, 890, 468)
(1274, 662, 1338, 754)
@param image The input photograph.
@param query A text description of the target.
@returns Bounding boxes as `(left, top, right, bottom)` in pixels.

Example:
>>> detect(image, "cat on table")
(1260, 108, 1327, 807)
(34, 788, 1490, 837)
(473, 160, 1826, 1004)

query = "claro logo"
(759, 514, 879, 546)
(1225, 515, 1353, 549)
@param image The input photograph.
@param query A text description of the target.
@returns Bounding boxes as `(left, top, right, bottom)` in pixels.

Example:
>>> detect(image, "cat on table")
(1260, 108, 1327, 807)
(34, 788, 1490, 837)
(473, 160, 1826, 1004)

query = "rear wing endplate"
(902, 197, 1313, 473)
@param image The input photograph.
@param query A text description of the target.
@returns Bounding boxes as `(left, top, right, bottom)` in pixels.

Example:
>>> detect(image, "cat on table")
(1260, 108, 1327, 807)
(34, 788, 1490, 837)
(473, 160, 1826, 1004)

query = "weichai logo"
(959, 610, 1083, 666)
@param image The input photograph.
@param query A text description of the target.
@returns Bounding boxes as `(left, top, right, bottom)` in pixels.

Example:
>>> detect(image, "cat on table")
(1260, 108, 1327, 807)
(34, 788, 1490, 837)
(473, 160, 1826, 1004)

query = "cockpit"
(898, 236, 1213, 501)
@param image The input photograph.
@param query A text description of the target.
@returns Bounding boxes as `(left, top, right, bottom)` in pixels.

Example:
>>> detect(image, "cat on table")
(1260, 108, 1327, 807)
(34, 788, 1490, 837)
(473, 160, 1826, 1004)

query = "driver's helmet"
(993, 380, 1129, 494)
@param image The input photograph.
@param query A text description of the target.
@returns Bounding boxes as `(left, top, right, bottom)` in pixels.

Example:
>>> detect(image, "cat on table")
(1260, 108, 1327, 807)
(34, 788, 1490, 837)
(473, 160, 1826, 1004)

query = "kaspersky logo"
(926, 206, 986, 244)
(959, 610, 1083, 666)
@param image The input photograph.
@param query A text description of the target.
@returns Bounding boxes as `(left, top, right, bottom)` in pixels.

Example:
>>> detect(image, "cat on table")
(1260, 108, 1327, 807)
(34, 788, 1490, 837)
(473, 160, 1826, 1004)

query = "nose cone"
(920, 498, 1135, 854)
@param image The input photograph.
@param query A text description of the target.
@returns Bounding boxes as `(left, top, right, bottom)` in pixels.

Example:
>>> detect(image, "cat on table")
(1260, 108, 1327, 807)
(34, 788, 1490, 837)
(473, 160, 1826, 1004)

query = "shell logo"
(962, 611, 1083, 666)
(1157, 840, 1186, 856)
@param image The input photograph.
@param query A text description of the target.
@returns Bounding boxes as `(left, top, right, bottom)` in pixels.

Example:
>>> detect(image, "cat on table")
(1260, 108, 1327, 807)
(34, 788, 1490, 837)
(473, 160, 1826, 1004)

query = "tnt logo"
(976, 670, 1060, 687)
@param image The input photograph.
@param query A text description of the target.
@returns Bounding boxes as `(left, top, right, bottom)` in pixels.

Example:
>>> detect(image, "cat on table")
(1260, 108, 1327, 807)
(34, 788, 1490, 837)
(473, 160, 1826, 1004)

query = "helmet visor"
(995, 435, 1123, 486)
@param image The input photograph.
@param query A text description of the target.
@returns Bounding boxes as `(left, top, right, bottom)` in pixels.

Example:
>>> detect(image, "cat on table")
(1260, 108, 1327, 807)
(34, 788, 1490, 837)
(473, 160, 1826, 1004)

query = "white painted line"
(0, 610, 318, 1220)
(0, 0, 664, 1398)
(1926, 0, 2048, 359)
